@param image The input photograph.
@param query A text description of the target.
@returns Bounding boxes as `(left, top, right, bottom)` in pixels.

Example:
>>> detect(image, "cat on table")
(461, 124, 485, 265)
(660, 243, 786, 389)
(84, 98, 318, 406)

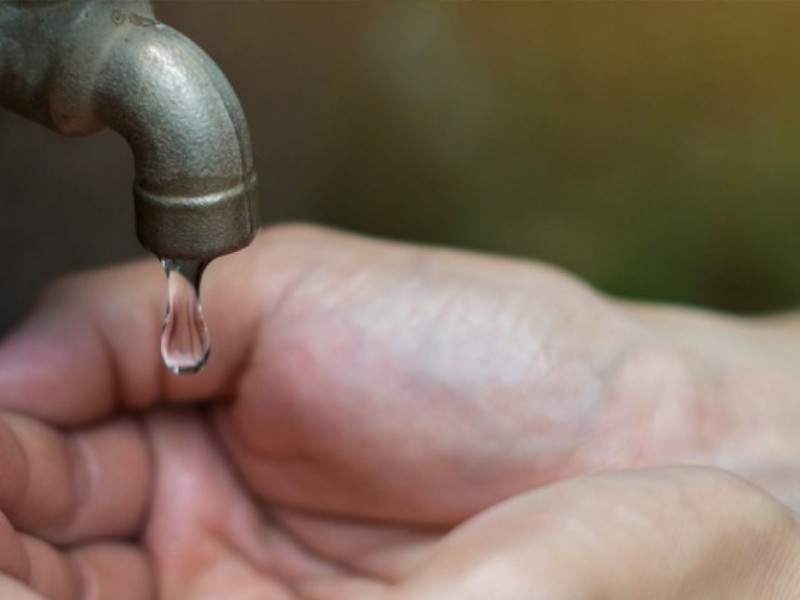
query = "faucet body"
(0, 0, 258, 260)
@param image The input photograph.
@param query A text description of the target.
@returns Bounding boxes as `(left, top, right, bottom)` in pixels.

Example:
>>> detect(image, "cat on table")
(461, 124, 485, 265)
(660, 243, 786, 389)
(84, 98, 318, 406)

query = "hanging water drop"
(160, 258, 211, 374)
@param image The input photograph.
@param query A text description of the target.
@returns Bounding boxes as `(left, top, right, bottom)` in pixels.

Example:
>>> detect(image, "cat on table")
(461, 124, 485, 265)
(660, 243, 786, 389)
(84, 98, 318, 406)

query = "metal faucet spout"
(0, 0, 258, 260)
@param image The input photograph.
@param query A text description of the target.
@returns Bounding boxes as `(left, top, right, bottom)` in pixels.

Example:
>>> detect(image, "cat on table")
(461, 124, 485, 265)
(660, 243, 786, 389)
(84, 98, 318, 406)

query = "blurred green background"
(2, 2, 800, 333)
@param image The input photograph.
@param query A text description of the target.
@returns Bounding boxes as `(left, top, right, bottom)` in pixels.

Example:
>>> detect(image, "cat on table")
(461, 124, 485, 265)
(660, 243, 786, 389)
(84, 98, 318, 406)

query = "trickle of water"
(160, 258, 211, 374)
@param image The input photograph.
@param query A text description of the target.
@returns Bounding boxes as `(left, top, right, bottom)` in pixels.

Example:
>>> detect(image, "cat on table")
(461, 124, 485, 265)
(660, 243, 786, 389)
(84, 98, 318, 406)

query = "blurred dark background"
(2, 2, 800, 334)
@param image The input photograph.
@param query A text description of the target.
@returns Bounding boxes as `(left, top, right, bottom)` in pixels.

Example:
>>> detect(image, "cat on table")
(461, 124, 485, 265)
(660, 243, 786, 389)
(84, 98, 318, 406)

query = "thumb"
(394, 467, 800, 600)
(0, 226, 307, 426)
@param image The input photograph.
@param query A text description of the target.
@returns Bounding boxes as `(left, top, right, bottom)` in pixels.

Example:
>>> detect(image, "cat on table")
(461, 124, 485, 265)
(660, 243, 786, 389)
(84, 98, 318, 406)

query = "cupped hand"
(0, 225, 799, 599)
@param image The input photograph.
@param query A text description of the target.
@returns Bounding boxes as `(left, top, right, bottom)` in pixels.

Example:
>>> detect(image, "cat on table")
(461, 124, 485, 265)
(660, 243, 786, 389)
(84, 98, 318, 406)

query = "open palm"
(2, 226, 800, 599)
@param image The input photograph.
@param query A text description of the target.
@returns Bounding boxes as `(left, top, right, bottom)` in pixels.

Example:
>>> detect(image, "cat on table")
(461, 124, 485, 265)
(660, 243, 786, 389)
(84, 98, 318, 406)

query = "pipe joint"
(0, 0, 258, 260)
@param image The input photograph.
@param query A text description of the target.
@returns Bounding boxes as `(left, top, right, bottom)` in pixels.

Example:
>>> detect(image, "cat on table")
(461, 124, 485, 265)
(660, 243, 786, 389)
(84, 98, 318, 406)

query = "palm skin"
(1, 226, 800, 599)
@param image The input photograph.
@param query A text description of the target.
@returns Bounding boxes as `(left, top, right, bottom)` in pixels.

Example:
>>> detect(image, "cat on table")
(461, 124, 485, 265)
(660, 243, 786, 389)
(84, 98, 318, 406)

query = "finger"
(0, 412, 150, 544)
(21, 536, 81, 600)
(0, 521, 151, 600)
(22, 537, 152, 600)
(0, 259, 164, 425)
(393, 467, 800, 599)
(0, 511, 29, 583)
(68, 543, 153, 600)
(0, 575, 47, 600)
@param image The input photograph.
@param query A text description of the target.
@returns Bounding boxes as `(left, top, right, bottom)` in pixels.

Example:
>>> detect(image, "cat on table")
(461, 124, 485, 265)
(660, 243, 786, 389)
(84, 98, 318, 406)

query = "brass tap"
(0, 0, 258, 260)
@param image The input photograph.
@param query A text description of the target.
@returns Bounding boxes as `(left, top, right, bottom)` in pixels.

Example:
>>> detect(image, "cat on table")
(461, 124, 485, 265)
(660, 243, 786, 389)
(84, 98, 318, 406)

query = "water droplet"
(160, 258, 210, 374)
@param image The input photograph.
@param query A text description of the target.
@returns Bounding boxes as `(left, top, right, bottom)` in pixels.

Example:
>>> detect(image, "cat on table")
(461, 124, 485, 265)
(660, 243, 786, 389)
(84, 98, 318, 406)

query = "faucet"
(0, 0, 258, 261)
